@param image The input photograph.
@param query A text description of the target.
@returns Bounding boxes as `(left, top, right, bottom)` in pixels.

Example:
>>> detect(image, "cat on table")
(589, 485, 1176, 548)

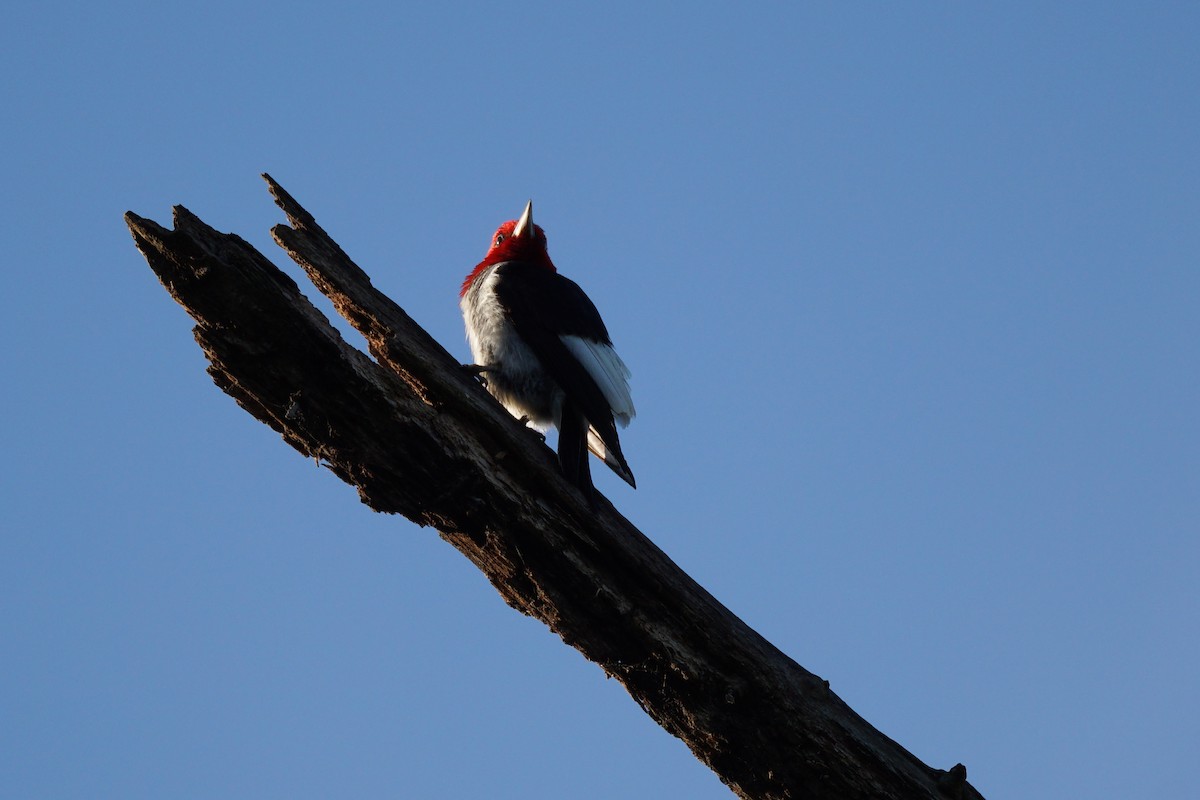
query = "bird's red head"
(461, 201, 556, 297)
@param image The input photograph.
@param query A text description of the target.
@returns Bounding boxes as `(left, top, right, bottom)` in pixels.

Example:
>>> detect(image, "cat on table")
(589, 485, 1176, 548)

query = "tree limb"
(124, 175, 985, 800)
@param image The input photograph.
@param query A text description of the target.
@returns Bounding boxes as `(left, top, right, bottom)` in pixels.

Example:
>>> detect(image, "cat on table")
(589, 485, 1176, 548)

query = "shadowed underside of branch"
(124, 175, 985, 800)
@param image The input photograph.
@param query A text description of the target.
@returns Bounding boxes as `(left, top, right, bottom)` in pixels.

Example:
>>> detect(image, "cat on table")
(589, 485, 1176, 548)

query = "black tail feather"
(558, 398, 594, 503)
(587, 419, 635, 488)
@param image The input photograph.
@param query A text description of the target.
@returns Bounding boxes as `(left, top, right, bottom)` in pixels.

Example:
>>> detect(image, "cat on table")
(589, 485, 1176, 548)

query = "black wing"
(493, 263, 634, 487)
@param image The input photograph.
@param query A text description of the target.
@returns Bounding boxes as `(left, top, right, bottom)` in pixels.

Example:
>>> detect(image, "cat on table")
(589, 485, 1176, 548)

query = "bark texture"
(124, 175, 986, 800)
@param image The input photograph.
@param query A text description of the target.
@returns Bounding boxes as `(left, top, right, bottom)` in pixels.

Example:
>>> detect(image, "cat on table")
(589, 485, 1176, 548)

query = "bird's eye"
(494, 233, 507, 246)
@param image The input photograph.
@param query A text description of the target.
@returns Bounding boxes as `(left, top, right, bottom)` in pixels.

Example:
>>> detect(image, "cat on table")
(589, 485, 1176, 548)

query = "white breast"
(461, 266, 558, 426)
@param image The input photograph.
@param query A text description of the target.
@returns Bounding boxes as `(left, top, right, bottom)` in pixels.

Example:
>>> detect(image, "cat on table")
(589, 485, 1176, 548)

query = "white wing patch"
(560, 335, 635, 426)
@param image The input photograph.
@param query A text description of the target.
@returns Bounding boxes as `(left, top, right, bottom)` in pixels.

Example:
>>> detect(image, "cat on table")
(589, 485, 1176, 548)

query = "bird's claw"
(462, 363, 489, 387)
(517, 416, 547, 442)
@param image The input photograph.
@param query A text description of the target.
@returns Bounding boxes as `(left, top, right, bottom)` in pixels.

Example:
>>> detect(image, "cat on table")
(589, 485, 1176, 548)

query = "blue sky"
(2, 3, 1197, 798)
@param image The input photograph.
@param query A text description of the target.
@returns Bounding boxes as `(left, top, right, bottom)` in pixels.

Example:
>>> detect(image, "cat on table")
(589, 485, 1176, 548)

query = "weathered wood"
(124, 175, 985, 800)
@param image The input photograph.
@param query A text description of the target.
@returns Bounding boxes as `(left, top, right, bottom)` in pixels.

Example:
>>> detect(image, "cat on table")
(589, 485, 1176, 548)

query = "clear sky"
(2, 3, 1197, 798)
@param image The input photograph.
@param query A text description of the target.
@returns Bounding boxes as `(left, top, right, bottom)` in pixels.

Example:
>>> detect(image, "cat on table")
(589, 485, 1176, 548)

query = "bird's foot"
(462, 363, 490, 387)
(516, 416, 547, 442)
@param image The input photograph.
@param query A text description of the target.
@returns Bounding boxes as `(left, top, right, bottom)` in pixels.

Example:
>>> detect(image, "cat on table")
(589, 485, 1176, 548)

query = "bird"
(460, 200, 636, 499)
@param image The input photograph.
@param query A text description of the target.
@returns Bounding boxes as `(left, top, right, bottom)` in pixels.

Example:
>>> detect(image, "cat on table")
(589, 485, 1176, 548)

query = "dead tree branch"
(124, 175, 985, 800)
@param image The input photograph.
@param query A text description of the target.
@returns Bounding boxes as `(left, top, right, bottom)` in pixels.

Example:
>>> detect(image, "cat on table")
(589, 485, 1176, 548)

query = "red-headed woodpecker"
(460, 201, 635, 497)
